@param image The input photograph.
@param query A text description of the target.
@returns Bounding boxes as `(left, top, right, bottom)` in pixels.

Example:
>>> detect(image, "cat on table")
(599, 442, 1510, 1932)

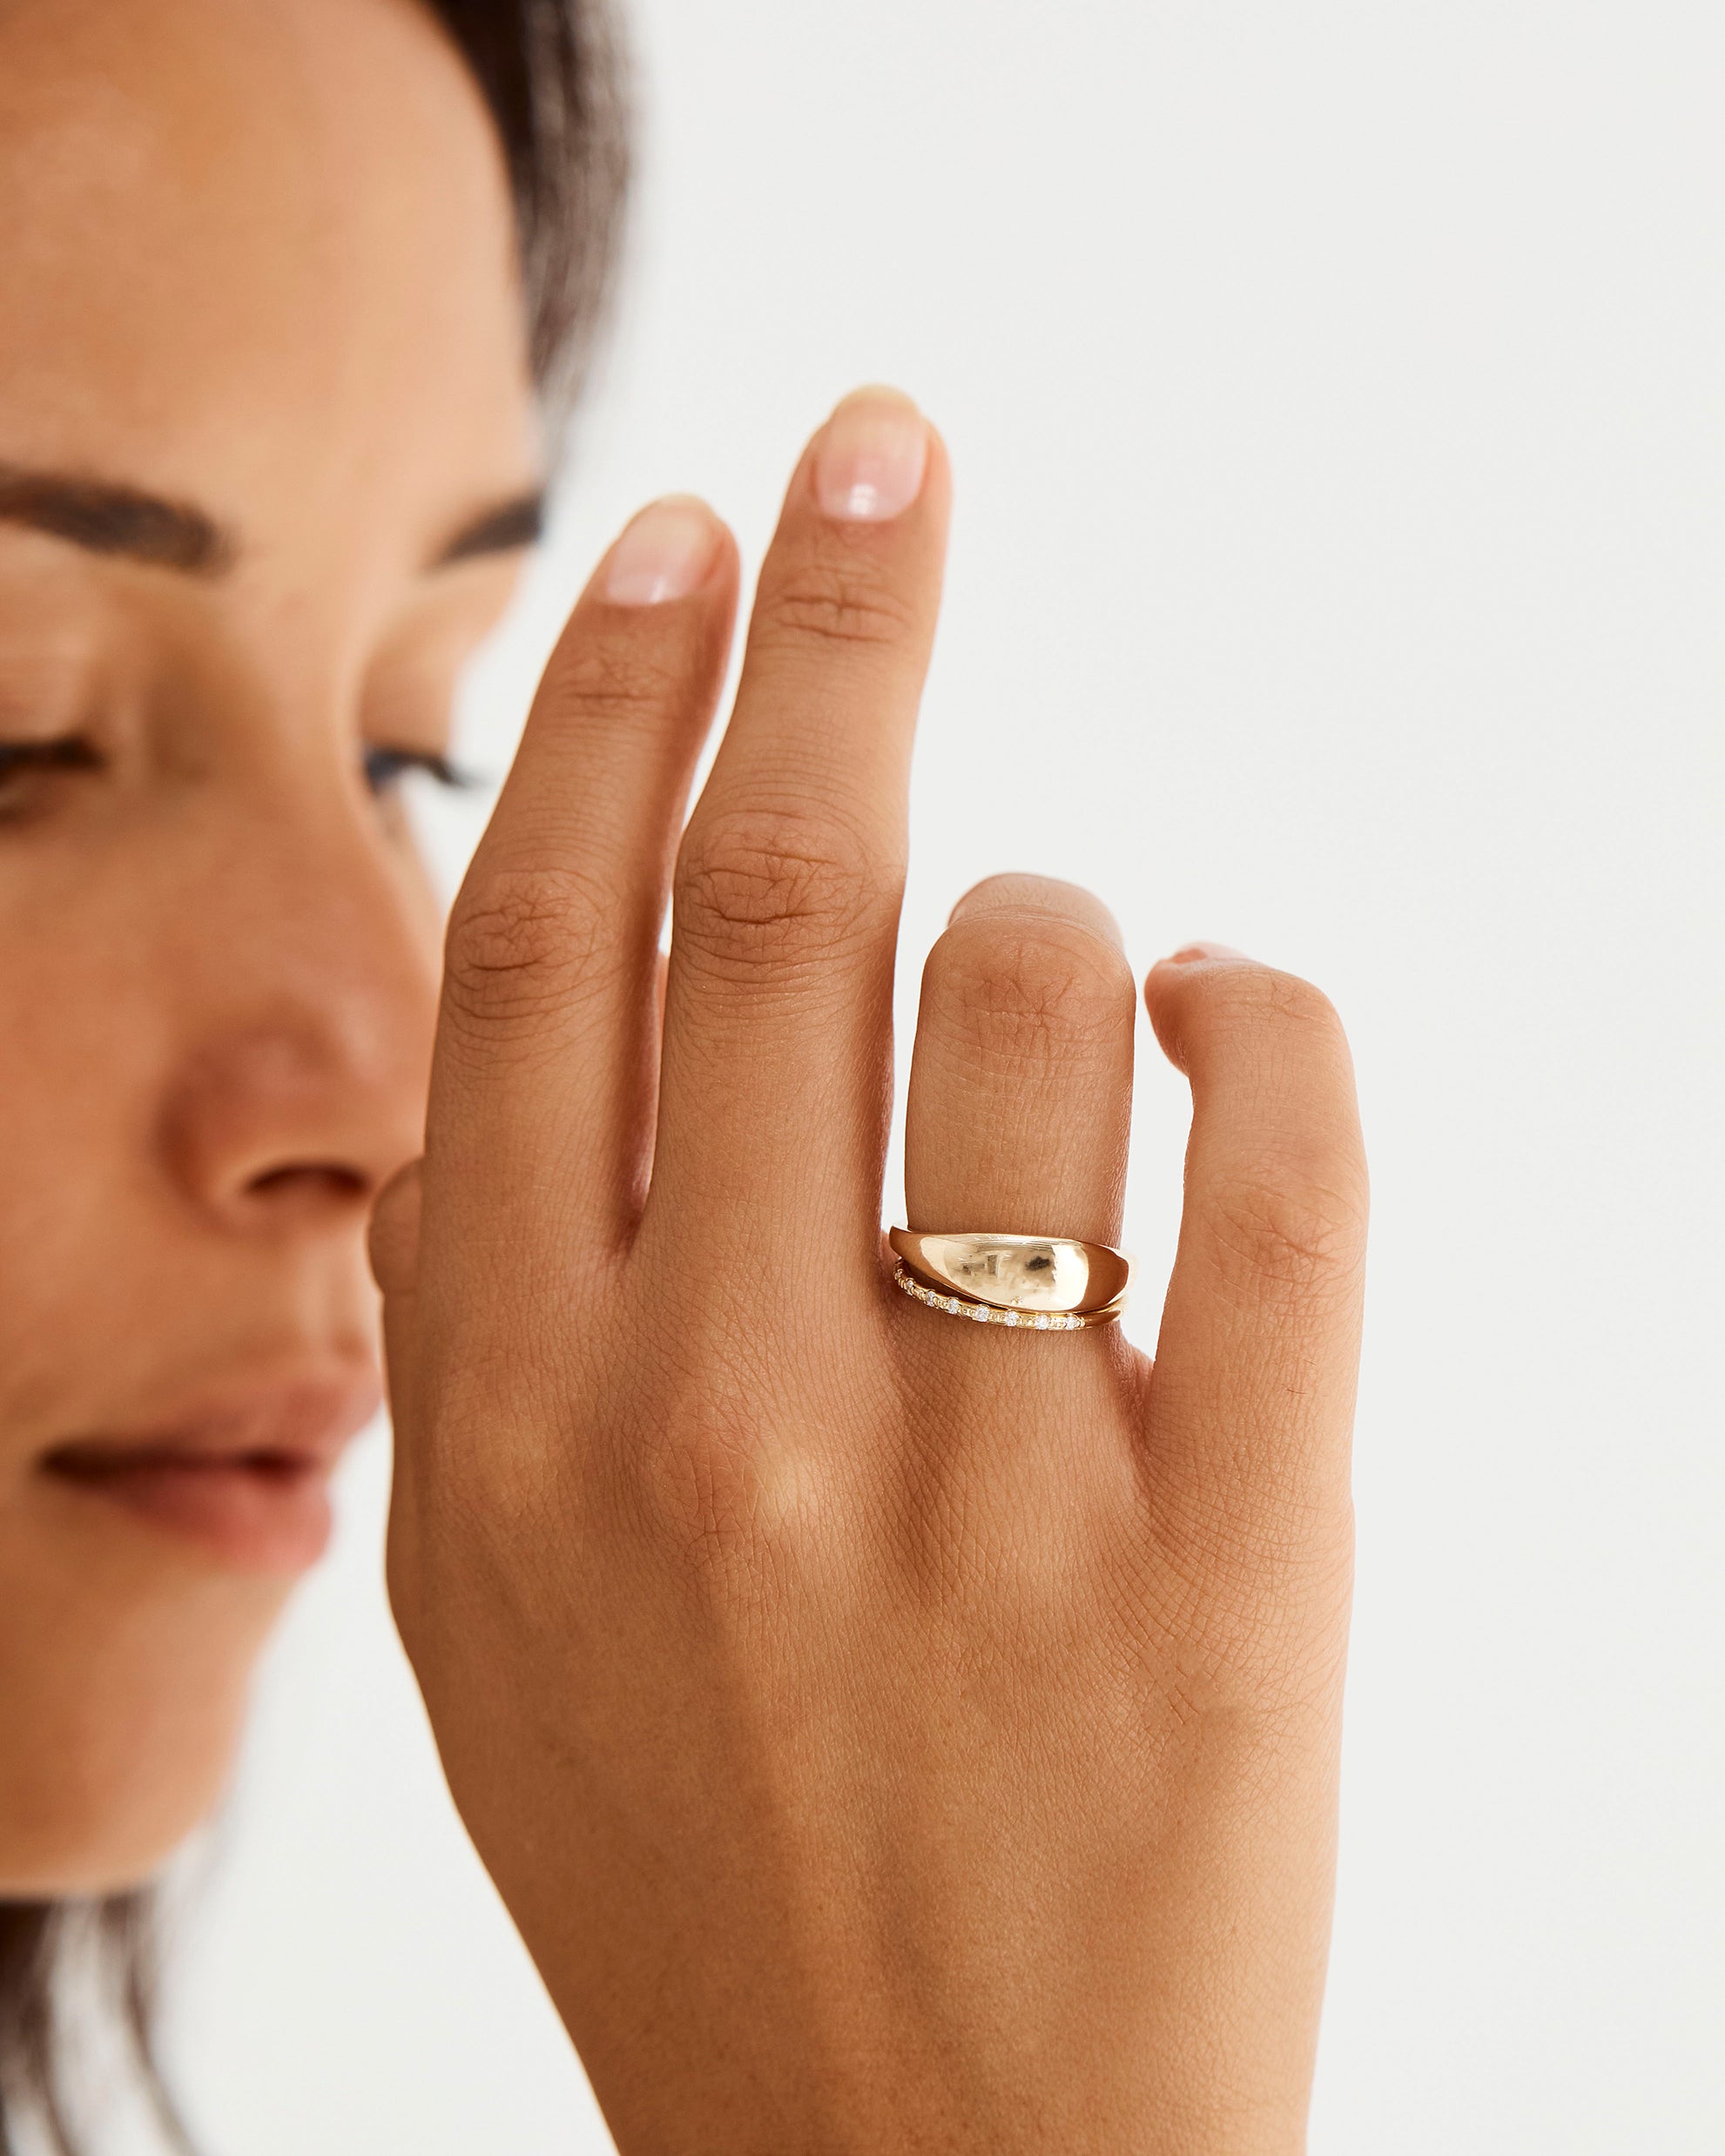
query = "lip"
(38, 1369, 382, 1574)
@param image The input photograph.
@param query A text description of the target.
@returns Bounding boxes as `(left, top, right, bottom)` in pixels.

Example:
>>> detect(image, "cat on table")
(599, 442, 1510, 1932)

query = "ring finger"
(903, 873, 1137, 1270)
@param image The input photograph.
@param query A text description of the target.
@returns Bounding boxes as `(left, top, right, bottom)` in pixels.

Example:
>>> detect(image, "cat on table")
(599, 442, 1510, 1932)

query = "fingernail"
(814, 388, 929, 523)
(1166, 941, 1252, 966)
(603, 496, 719, 605)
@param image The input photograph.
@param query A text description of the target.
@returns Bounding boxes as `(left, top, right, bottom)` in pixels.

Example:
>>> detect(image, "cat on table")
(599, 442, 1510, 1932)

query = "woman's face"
(0, 0, 539, 1892)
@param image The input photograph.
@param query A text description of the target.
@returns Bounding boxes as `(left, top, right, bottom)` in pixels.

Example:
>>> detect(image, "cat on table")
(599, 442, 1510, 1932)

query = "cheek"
(0, 920, 156, 1437)
(0, 958, 285, 1901)
(386, 820, 451, 1039)
(0, 818, 212, 1352)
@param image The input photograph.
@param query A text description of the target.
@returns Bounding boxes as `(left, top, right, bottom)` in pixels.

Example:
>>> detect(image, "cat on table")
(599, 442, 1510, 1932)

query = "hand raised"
(373, 390, 1367, 2155)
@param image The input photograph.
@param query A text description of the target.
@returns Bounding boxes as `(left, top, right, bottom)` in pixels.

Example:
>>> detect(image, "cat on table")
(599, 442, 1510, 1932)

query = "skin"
(379, 398, 1368, 2150)
(0, 0, 1369, 2142)
(0, 0, 538, 1891)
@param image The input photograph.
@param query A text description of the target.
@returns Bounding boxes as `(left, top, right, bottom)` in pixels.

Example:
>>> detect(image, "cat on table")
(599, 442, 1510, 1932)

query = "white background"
(145, 1, 1723, 2149)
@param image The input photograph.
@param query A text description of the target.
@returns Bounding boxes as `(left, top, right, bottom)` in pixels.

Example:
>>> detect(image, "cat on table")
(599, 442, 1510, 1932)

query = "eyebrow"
(0, 464, 546, 578)
(432, 488, 546, 567)
(0, 463, 234, 576)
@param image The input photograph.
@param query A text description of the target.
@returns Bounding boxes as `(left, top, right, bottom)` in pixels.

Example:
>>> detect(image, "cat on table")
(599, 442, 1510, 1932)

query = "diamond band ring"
(887, 1229, 1129, 1329)
(893, 1263, 1122, 1330)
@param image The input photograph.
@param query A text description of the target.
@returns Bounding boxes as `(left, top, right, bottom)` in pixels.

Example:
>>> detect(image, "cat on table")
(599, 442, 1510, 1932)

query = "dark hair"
(0, 3, 628, 2150)
(0, 1899, 190, 2155)
(425, 0, 630, 414)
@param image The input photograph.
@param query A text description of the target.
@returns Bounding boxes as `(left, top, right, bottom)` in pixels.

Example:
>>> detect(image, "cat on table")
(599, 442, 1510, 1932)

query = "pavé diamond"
(893, 1261, 1106, 1332)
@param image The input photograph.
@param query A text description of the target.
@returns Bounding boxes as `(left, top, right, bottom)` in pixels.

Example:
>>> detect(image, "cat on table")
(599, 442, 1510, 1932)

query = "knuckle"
(634, 1418, 761, 1573)
(931, 913, 1133, 1068)
(442, 864, 614, 1042)
(1212, 966, 1348, 1053)
(1206, 1166, 1368, 1299)
(675, 807, 883, 979)
(626, 1376, 797, 1586)
(751, 561, 920, 657)
(1144, 1477, 1357, 1663)
(540, 635, 689, 727)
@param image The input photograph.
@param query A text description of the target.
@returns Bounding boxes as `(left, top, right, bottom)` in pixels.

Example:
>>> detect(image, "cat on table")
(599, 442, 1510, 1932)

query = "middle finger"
(647, 388, 951, 1271)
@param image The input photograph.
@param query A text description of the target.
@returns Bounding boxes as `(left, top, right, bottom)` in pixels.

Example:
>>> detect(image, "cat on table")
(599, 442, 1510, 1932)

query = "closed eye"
(360, 744, 481, 798)
(0, 734, 104, 820)
(0, 735, 103, 780)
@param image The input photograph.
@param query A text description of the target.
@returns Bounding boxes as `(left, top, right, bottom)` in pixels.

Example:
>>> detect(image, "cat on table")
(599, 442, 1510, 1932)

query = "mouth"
(39, 1372, 382, 1574)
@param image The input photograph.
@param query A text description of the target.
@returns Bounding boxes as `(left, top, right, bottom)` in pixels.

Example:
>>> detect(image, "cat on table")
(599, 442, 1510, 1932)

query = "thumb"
(369, 1156, 424, 1427)
(368, 1155, 424, 1301)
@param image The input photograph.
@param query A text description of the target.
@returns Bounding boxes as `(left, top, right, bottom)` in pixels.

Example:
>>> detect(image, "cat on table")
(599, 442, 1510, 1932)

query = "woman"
(1, 0, 1366, 2150)
(0, 1, 621, 2140)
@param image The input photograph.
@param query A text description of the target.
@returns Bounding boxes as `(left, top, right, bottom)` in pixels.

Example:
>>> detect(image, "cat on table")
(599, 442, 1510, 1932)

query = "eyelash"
(0, 736, 476, 801)
(360, 745, 477, 798)
(0, 737, 103, 783)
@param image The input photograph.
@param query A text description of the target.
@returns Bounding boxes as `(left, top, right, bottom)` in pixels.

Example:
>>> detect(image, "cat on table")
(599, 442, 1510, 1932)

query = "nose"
(155, 804, 440, 1238)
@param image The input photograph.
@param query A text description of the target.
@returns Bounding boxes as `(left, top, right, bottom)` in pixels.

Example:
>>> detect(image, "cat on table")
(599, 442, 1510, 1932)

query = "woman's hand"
(372, 389, 1367, 2155)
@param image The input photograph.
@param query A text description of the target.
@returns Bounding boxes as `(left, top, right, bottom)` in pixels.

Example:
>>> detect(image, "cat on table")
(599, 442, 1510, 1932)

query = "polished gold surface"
(893, 1263, 1123, 1330)
(887, 1229, 1130, 1315)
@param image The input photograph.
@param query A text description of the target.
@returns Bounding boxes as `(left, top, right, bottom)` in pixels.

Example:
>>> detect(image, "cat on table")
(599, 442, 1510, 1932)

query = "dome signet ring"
(887, 1229, 1129, 1331)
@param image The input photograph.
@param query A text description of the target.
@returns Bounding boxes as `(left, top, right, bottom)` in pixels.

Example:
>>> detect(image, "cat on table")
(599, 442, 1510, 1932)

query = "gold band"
(893, 1263, 1123, 1330)
(887, 1228, 1130, 1317)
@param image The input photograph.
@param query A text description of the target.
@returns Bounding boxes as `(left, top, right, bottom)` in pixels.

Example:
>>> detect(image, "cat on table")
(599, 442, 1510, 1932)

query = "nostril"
(245, 1162, 371, 1207)
(156, 1017, 427, 1232)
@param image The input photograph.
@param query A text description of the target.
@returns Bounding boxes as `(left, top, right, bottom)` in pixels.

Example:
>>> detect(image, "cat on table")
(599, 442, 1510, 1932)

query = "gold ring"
(887, 1229, 1130, 1319)
(893, 1263, 1122, 1330)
